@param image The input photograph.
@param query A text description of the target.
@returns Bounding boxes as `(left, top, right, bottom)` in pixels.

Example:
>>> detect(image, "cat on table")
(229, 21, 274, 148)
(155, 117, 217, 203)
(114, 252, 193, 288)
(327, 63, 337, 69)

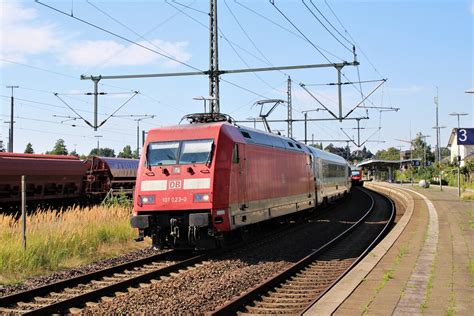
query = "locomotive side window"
(147, 142, 180, 166)
(232, 144, 239, 163)
(179, 139, 214, 164)
(241, 131, 251, 139)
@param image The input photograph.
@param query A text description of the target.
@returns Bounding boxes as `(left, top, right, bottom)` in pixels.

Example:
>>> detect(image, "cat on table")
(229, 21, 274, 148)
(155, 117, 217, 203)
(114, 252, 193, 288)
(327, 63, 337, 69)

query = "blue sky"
(1, 0, 473, 156)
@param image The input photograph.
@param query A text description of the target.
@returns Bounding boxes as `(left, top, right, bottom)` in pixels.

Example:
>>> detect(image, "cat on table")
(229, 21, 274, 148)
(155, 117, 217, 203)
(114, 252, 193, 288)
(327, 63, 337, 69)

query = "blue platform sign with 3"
(457, 128, 474, 145)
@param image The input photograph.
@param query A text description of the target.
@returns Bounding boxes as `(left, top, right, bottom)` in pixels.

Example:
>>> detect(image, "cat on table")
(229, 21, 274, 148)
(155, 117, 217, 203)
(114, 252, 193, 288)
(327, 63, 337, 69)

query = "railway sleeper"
(64, 287, 87, 293)
(287, 278, 326, 285)
(103, 276, 126, 282)
(266, 292, 319, 298)
(260, 296, 314, 303)
(0, 307, 28, 314)
(16, 302, 49, 308)
(244, 306, 302, 314)
(112, 273, 134, 278)
(253, 301, 310, 309)
(278, 284, 324, 291)
(91, 280, 115, 286)
(49, 291, 78, 298)
(273, 287, 321, 294)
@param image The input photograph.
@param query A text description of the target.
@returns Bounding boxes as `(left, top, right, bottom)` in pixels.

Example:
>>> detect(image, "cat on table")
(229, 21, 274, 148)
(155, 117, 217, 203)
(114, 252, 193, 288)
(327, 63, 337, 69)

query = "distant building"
(447, 128, 474, 167)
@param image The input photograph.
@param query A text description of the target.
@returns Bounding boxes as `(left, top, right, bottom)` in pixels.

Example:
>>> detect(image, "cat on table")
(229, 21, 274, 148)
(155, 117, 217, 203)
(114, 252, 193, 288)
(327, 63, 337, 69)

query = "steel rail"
(299, 187, 395, 314)
(0, 250, 206, 315)
(209, 187, 394, 315)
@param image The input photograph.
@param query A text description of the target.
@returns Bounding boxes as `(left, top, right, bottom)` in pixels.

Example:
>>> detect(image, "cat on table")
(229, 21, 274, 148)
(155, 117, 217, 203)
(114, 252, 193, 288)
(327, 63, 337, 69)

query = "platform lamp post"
(395, 138, 415, 186)
(397, 145, 404, 185)
(301, 108, 326, 144)
(449, 112, 468, 197)
(418, 134, 430, 183)
(432, 125, 446, 191)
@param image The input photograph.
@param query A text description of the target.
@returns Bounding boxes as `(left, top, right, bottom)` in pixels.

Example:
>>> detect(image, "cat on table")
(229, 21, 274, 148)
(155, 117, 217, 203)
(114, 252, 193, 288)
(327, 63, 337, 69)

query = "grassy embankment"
(0, 205, 149, 285)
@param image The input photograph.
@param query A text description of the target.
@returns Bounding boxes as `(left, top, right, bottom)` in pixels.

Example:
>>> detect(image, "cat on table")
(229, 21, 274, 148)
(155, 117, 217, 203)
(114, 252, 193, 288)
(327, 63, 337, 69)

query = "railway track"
(210, 187, 395, 315)
(0, 201, 344, 315)
(0, 250, 206, 315)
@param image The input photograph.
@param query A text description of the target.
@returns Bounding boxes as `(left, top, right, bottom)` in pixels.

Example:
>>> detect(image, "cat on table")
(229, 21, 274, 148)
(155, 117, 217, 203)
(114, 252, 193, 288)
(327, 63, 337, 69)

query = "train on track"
(131, 113, 352, 249)
(0, 153, 138, 208)
(350, 166, 364, 186)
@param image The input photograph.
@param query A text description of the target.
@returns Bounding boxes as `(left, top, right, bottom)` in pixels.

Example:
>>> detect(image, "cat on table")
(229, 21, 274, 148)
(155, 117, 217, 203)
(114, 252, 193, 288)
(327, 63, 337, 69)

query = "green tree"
(24, 142, 34, 154)
(89, 147, 115, 157)
(118, 145, 133, 158)
(47, 139, 68, 155)
(132, 149, 139, 159)
(412, 132, 435, 165)
(440, 147, 451, 160)
(0, 140, 5, 152)
(375, 147, 400, 160)
(69, 150, 79, 157)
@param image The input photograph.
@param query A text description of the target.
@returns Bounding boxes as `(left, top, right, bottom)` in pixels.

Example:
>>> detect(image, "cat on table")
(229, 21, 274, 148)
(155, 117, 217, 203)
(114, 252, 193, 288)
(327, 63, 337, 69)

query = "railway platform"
(305, 182, 473, 315)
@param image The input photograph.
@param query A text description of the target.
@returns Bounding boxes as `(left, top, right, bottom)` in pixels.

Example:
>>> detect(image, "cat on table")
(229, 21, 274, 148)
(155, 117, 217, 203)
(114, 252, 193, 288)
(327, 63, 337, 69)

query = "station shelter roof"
(356, 158, 421, 170)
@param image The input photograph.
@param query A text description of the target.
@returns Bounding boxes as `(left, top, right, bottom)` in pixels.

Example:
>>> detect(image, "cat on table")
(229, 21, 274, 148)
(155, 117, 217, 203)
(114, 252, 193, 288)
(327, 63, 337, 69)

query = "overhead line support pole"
(209, 0, 219, 114)
(287, 76, 292, 138)
(92, 77, 101, 131)
(336, 65, 343, 122)
(6, 85, 19, 152)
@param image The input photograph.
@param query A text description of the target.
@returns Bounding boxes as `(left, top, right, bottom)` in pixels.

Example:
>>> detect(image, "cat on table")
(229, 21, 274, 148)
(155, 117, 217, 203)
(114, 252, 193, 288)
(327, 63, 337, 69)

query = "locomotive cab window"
(146, 139, 214, 166)
(147, 141, 180, 166)
(179, 139, 214, 164)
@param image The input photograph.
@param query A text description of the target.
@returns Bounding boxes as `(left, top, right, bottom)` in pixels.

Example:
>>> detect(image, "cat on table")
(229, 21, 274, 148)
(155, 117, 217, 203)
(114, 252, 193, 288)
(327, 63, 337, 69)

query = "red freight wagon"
(0, 152, 87, 204)
(131, 120, 315, 249)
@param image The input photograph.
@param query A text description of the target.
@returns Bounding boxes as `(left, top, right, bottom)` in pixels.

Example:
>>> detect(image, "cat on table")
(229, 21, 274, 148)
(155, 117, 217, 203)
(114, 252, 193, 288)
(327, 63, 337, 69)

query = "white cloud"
(0, 2, 62, 60)
(0, 2, 192, 70)
(0, 2, 37, 24)
(60, 39, 191, 68)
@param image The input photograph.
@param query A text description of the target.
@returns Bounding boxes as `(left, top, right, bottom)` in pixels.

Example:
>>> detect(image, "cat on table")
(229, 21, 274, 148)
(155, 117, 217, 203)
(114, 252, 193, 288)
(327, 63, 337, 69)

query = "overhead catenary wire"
(301, 0, 354, 54)
(84, 0, 198, 73)
(269, 0, 336, 64)
(35, 0, 203, 72)
(323, 0, 383, 78)
(307, 0, 354, 47)
(35, 1, 276, 107)
(224, 0, 275, 69)
(233, 0, 345, 61)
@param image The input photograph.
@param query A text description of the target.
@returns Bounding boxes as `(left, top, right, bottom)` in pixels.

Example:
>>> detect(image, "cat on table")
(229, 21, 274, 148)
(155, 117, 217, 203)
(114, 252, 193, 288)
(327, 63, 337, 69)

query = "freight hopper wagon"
(131, 120, 322, 249)
(85, 156, 139, 199)
(0, 152, 87, 206)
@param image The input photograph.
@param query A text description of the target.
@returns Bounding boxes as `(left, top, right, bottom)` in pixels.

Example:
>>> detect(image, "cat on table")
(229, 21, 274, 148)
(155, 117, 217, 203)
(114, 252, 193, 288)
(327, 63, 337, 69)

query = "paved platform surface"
(305, 182, 473, 315)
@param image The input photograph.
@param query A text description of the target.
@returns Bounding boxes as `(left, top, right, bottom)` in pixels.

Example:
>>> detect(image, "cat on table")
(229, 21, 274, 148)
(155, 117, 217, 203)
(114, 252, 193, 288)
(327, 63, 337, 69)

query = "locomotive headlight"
(194, 193, 210, 202)
(140, 195, 156, 205)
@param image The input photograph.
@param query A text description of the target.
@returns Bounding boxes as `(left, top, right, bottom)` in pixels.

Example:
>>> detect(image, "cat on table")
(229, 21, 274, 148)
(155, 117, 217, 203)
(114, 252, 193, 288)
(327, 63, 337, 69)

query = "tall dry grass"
(0, 205, 147, 284)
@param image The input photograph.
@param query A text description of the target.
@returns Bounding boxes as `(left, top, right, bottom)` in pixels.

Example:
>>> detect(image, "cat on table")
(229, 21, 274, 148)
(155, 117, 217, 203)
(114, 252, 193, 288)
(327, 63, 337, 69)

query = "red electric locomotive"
(131, 115, 316, 249)
(350, 166, 364, 186)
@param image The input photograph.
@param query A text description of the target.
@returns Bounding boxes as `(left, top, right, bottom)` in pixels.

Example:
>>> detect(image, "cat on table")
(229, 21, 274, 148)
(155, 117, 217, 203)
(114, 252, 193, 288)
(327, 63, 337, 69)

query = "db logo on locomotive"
(168, 180, 182, 189)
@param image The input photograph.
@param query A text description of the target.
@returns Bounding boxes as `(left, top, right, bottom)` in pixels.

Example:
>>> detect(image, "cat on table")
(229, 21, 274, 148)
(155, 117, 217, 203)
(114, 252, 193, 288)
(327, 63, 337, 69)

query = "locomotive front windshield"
(147, 139, 213, 166)
(351, 170, 361, 176)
